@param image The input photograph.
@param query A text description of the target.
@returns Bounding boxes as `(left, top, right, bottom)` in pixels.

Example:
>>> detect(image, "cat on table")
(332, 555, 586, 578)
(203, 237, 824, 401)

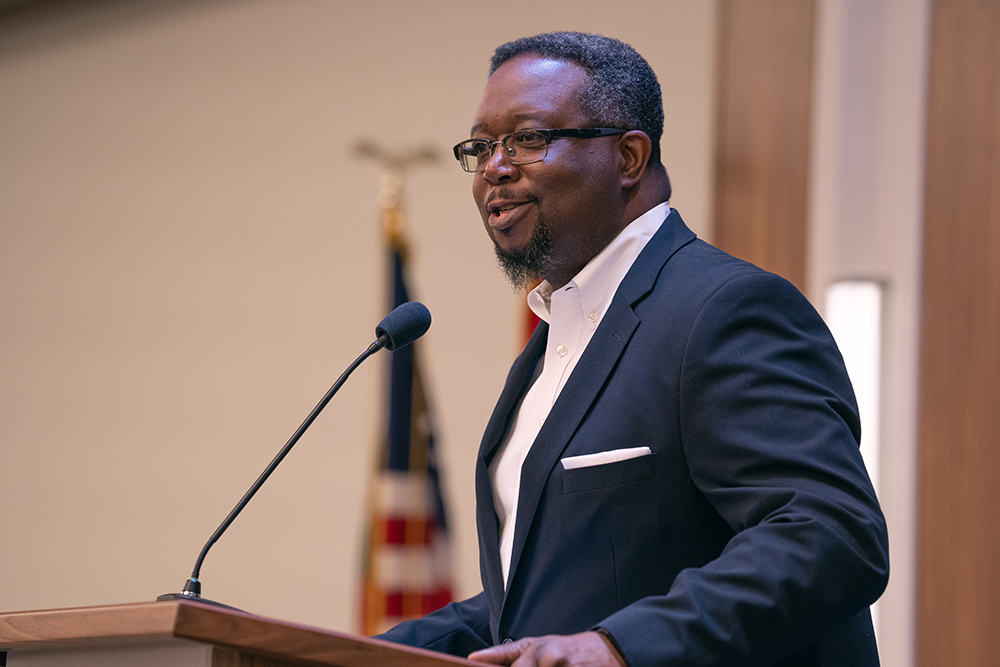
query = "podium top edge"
(0, 600, 478, 667)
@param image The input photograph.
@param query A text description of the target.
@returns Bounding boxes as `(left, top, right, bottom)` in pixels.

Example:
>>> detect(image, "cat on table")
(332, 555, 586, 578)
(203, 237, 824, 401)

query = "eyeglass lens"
(460, 130, 549, 171)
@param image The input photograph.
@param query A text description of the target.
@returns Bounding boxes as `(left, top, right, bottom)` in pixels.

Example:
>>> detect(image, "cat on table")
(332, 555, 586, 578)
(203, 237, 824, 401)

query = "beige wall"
(0, 0, 718, 633)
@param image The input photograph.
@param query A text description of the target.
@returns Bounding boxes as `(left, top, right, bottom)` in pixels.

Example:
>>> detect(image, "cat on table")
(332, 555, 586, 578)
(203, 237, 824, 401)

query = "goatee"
(492, 215, 557, 291)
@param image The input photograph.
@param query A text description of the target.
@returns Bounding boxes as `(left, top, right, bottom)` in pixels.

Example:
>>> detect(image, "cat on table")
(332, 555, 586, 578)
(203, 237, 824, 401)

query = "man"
(379, 32, 889, 666)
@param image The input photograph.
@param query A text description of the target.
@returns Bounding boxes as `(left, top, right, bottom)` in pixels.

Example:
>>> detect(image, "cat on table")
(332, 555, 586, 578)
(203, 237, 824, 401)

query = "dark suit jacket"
(380, 210, 889, 665)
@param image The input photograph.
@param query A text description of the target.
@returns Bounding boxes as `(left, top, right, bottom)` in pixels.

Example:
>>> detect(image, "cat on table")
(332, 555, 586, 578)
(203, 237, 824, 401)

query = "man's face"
(470, 55, 626, 290)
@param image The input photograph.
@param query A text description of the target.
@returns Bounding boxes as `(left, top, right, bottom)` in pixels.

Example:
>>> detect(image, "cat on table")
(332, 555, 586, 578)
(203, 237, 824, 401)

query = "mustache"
(485, 188, 534, 207)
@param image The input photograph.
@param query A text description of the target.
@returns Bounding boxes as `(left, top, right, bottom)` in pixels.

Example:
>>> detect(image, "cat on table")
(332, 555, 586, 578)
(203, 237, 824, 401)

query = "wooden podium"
(0, 599, 477, 667)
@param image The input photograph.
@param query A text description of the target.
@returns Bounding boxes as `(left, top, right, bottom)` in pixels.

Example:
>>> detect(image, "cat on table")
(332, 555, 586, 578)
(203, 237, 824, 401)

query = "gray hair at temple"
(489, 32, 666, 168)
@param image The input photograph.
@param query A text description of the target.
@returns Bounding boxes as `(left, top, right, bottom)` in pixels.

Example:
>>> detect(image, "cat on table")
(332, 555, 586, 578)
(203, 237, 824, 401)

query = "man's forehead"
(471, 55, 588, 135)
(495, 54, 578, 78)
(486, 54, 589, 90)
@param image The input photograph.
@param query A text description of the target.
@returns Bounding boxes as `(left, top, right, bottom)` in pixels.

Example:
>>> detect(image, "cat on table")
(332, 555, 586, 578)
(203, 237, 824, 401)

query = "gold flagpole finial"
(354, 140, 440, 255)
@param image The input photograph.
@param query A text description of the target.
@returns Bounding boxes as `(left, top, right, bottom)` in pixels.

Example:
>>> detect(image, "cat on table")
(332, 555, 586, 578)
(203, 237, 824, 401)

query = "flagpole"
(353, 141, 452, 636)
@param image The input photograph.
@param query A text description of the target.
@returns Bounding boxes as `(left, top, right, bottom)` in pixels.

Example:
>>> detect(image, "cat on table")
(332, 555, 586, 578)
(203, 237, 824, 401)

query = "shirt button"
(556, 345, 568, 356)
(588, 312, 597, 322)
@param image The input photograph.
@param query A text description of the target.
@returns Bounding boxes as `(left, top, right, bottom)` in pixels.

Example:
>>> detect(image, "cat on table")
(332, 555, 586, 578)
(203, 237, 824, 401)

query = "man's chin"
(494, 245, 542, 292)
(489, 213, 553, 291)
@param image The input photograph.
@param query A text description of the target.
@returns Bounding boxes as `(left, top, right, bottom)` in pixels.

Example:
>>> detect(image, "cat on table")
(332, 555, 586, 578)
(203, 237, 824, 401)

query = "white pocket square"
(560, 446, 652, 470)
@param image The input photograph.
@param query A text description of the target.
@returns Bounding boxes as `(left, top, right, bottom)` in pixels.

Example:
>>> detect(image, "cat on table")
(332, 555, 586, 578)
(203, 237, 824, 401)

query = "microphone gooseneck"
(158, 301, 431, 605)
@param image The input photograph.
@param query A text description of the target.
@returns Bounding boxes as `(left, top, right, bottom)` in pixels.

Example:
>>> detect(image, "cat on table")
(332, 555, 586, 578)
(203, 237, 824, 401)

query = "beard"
(492, 213, 558, 291)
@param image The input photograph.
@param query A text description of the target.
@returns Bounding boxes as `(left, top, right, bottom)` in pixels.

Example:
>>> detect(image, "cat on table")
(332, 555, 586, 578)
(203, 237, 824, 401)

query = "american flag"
(361, 243, 452, 635)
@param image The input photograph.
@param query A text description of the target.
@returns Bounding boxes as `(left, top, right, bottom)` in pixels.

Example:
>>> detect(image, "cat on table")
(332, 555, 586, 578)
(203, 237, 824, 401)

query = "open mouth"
(487, 199, 533, 229)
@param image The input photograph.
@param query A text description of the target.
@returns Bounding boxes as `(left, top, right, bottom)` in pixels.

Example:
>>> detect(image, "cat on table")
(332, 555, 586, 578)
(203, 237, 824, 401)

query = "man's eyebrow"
(469, 114, 550, 137)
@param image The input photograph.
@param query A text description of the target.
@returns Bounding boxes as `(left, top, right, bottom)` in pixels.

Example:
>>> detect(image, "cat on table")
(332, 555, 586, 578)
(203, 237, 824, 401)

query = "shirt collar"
(528, 202, 671, 324)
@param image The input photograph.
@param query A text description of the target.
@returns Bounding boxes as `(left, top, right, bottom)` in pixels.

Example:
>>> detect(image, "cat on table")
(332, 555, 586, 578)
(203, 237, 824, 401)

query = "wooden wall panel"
(917, 0, 1000, 665)
(712, 0, 815, 291)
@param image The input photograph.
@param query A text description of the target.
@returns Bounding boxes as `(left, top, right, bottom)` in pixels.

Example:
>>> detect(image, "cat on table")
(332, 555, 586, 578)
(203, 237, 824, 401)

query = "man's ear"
(619, 130, 652, 188)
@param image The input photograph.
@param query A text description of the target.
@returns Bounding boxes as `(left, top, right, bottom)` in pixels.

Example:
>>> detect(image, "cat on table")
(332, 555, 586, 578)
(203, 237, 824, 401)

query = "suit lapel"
(479, 322, 548, 464)
(503, 296, 639, 593)
(476, 322, 547, 618)
(501, 209, 697, 609)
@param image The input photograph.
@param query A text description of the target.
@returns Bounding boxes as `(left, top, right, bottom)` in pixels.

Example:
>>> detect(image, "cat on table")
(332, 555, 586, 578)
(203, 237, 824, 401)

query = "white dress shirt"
(490, 202, 671, 586)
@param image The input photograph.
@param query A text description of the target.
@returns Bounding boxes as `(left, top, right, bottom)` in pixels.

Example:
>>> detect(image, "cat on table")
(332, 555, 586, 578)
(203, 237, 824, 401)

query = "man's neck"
(540, 201, 671, 292)
(542, 169, 671, 290)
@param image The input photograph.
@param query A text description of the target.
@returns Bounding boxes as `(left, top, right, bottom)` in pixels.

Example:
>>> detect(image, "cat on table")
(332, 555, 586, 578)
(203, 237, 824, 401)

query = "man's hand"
(467, 631, 626, 667)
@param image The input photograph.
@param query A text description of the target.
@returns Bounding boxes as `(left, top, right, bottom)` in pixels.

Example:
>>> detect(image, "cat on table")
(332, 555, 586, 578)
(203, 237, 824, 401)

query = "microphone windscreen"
(375, 301, 432, 351)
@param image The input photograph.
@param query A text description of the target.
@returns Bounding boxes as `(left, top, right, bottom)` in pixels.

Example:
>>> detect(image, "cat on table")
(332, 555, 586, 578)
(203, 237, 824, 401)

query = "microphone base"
(156, 592, 243, 612)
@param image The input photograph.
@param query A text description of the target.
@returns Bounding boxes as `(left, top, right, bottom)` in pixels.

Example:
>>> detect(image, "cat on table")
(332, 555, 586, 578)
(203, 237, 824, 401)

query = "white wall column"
(809, 1, 932, 665)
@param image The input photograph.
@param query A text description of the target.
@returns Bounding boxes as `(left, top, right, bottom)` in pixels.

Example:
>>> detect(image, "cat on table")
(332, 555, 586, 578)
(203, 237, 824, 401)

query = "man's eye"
(511, 131, 546, 147)
(470, 140, 493, 156)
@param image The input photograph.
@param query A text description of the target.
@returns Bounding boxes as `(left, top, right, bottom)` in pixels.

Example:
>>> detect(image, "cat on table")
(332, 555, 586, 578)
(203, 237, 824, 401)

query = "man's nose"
(482, 143, 518, 184)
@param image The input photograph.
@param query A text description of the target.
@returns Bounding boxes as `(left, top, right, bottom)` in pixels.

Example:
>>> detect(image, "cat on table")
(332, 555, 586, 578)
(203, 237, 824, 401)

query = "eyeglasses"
(452, 128, 627, 173)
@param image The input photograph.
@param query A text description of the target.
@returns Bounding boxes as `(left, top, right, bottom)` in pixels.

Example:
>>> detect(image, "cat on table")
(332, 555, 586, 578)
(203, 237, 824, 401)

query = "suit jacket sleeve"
(375, 591, 492, 656)
(597, 271, 889, 665)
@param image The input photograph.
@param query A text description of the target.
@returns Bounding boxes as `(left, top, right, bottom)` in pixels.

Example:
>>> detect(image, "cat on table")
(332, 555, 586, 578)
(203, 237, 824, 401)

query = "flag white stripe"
(376, 471, 430, 517)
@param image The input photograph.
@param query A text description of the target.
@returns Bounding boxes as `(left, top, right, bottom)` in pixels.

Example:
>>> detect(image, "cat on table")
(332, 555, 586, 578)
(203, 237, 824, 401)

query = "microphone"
(374, 300, 431, 351)
(157, 301, 431, 606)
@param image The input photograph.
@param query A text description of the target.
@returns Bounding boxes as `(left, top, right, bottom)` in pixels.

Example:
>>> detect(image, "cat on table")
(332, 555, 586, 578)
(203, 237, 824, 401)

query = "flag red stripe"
(380, 516, 436, 545)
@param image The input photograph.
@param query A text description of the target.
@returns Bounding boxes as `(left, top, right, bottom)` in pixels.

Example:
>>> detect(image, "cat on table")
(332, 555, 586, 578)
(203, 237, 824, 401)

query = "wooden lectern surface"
(0, 600, 477, 667)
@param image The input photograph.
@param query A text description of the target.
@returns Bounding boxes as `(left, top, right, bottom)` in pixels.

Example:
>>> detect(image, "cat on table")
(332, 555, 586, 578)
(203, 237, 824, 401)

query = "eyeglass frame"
(452, 127, 628, 173)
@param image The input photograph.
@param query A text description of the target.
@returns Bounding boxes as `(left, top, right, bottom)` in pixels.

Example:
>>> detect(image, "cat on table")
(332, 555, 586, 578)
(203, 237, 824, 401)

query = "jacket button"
(502, 638, 513, 644)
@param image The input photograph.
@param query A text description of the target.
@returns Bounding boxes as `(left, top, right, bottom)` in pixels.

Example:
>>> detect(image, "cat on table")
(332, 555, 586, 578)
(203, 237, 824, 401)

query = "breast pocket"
(561, 451, 656, 494)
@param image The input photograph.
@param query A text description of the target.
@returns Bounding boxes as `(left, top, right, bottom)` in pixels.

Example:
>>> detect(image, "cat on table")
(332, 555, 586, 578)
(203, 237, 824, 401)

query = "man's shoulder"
(627, 209, 807, 311)
(629, 235, 815, 333)
(655, 235, 788, 292)
(643, 209, 775, 282)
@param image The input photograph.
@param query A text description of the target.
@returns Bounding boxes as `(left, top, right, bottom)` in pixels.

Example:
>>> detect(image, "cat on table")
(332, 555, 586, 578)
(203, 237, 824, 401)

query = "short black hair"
(490, 32, 664, 165)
